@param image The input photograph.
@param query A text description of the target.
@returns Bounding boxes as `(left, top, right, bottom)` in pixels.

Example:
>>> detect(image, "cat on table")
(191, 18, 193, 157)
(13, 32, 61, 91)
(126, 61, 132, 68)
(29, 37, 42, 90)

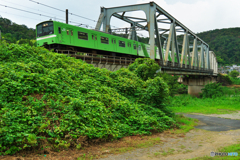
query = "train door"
(70, 29, 74, 45)
(66, 28, 74, 44)
(112, 38, 117, 51)
(92, 34, 98, 49)
(133, 43, 138, 55)
(57, 26, 63, 43)
(128, 42, 132, 54)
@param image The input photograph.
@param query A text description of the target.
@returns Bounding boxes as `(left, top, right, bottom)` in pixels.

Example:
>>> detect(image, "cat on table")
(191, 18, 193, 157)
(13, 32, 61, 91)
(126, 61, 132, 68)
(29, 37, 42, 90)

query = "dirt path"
(98, 113, 240, 160)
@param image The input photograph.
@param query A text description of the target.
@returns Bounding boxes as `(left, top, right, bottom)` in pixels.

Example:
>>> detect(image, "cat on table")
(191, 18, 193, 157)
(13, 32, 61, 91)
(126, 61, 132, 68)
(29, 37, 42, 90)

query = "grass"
(171, 114, 199, 134)
(180, 145, 186, 149)
(231, 77, 240, 85)
(170, 93, 240, 114)
(161, 148, 175, 156)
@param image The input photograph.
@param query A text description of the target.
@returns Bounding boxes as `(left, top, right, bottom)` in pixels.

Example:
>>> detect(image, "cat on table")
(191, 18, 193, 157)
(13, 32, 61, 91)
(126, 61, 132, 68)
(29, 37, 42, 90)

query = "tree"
(229, 70, 239, 78)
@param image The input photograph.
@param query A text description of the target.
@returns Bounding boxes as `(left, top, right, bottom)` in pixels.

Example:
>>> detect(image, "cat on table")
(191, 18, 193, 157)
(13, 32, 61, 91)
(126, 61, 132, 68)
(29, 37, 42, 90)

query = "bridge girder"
(95, 1, 214, 71)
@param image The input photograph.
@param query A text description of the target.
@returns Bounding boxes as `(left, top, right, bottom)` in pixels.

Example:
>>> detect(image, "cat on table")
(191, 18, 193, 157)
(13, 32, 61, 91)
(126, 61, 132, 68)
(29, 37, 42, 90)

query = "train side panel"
(37, 21, 162, 59)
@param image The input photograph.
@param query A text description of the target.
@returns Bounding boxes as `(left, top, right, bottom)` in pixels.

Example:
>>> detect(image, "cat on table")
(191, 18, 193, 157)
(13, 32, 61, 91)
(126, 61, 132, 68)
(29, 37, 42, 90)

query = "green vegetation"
(157, 73, 181, 96)
(217, 73, 233, 86)
(170, 86, 240, 114)
(197, 28, 240, 65)
(0, 42, 178, 155)
(172, 114, 198, 134)
(200, 83, 224, 98)
(230, 77, 240, 85)
(229, 70, 239, 78)
(0, 17, 35, 43)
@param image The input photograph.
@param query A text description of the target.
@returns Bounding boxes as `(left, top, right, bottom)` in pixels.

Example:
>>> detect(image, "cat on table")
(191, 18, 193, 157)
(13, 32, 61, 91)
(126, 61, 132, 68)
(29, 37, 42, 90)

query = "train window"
(119, 40, 125, 47)
(37, 21, 54, 37)
(114, 40, 116, 44)
(71, 30, 73, 36)
(101, 36, 109, 44)
(92, 35, 94, 40)
(67, 30, 69, 35)
(138, 45, 141, 51)
(95, 36, 97, 40)
(78, 31, 88, 40)
(58, 27, 61, 34)
(133, 44, 136, 50)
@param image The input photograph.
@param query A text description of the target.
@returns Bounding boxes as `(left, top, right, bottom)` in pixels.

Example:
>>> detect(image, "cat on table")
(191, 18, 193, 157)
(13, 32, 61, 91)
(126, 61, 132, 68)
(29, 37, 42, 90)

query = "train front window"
(37, 22, 54, 37)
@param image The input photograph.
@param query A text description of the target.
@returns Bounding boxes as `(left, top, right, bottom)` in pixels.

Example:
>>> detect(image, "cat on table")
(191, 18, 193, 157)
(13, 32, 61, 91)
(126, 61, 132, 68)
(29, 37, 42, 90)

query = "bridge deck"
(58, 50, 216, 76)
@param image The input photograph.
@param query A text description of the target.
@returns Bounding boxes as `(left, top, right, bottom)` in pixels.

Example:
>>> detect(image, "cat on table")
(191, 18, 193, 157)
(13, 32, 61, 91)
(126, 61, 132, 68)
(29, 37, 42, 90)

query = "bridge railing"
(157, 60, 214, 74)
(56, 50, 214, 74)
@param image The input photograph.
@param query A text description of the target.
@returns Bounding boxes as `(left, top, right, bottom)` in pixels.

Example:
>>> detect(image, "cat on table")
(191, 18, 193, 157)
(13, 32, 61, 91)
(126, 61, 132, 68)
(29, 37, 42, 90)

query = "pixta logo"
(210, 152, 215, 157)
(210, 151, 238, 157)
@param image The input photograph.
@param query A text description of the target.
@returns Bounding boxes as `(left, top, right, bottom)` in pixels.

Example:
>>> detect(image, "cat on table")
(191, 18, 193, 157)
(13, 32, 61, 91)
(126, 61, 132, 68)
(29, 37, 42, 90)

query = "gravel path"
(97, 112, 240, 160)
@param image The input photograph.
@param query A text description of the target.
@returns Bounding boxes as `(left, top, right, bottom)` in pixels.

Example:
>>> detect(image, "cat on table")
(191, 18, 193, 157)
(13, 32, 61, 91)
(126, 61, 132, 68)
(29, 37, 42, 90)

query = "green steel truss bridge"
(93, 1, 218, 77)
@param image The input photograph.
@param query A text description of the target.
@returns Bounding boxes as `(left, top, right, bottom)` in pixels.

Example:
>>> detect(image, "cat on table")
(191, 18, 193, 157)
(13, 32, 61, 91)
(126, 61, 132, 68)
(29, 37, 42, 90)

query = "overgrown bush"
(156, 73, 181, 96)
(217, 73, 232, 86)
(200, 82, 224, 98)
(128, 58, 189, 97)
(230, 77, 240, 85)
(229, 70, 239, 78)
(128, 58, 160, 81)
(178, 84, 188, 94)
(0, 42, 176, 155)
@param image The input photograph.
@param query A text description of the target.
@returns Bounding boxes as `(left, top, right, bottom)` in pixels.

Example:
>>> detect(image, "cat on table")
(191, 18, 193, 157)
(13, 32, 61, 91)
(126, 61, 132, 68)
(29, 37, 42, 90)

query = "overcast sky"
(0, 0, 240, 35)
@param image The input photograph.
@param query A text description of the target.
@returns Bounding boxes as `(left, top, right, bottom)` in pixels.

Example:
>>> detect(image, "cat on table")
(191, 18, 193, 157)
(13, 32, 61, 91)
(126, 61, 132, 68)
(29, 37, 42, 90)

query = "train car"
(36, 20, 181, 61)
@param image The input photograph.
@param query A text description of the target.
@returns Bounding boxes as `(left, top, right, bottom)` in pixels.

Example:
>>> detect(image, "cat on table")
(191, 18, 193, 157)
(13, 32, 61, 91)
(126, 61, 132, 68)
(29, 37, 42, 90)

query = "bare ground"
(97, 113, 240, 160)
(98, 127, 240, 160)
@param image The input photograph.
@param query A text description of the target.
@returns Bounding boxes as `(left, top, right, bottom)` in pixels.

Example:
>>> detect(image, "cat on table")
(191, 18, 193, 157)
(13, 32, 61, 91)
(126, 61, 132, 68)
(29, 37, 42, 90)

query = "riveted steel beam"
(180, 32, 189, 67)
(154, 13, 163, 62)
(124, 16, 147, 21)
(199, 43, 204, 68)
(173, 25, 180, 63)
(164, 23, 174, 64)
(112, 13, 148, 30)
(191, 38, 198, 67)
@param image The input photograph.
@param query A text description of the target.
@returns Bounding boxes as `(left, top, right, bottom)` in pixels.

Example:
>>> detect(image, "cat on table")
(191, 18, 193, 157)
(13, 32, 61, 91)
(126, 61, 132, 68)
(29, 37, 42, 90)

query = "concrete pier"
(178, 76, 217, 96)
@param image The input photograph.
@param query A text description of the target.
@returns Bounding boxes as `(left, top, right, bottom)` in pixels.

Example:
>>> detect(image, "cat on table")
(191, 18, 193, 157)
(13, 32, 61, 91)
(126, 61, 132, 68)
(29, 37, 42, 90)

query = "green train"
(36, 20, 176, 61)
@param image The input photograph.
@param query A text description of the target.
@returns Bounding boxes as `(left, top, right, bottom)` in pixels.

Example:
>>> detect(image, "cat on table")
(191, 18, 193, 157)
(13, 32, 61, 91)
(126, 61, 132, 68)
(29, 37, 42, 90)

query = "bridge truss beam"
(95, 1, 212, 70)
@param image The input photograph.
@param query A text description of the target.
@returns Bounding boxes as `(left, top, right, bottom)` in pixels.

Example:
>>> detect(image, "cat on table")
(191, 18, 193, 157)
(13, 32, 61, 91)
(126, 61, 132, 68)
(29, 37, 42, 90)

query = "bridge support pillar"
(178, 76, 217, 97)
(188, 85, 204, 97)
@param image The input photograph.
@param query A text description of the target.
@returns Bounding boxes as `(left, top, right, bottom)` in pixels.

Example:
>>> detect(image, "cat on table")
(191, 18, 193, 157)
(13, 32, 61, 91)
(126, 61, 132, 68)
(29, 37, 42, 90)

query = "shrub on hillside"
(230, 70, 239, 78)
(128, 58, 160, 81)
(156, 73, 181, 96)
(0, 42, 176, 155)
(217, 73, 232, 86)
(200, 82, 223, 98)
